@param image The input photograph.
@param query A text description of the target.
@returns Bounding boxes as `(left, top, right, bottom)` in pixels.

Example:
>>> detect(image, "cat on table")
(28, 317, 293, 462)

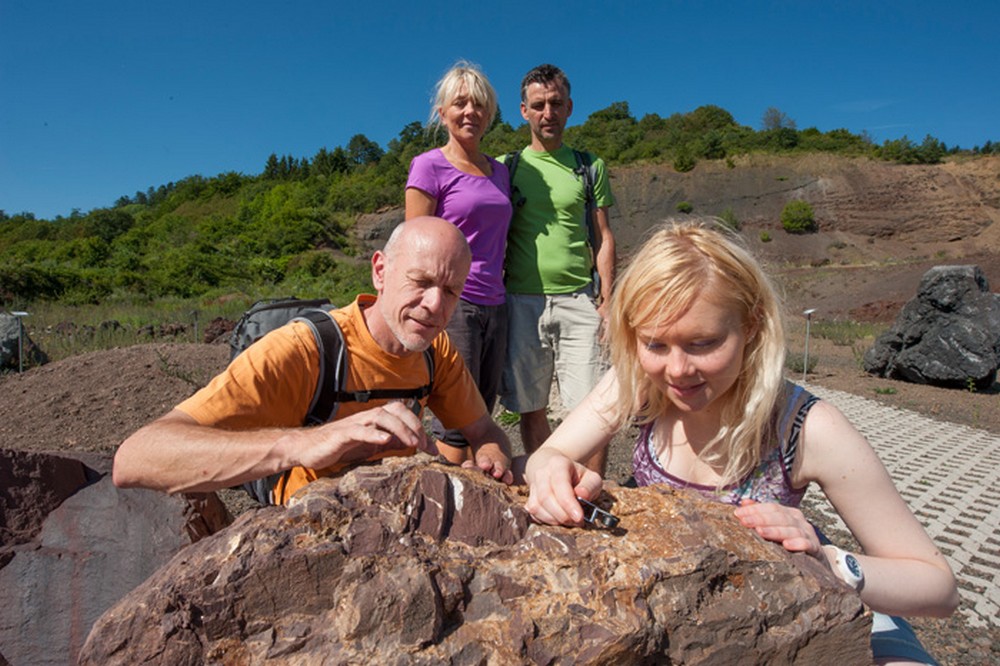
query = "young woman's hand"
(524, 449, 604, 526)
(734, 499, 821, 555)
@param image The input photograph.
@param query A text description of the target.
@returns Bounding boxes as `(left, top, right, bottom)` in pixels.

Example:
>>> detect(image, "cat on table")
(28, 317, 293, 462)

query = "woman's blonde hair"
(429, 60, 498, 133)
(606, 218, 787, 485)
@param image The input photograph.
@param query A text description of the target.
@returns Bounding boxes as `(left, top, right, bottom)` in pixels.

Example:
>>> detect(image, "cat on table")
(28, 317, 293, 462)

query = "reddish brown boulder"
(80, 456, 870, 664)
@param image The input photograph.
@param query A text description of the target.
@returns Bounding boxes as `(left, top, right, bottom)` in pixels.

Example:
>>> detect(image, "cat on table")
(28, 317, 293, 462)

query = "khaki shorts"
(500, 290, 603, 414)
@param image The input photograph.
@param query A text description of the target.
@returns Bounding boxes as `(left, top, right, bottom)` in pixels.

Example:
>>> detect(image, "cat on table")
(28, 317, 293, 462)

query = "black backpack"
(228, 297, 435, 505)
(505, 148, 602, 293)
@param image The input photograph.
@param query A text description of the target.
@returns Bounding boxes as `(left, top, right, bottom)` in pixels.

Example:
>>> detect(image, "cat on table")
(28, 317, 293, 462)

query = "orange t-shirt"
(177, 295, 485, 503)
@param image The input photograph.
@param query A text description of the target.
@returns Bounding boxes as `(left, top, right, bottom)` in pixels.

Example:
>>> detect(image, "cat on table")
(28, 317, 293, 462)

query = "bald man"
(114, 217, 513, 504)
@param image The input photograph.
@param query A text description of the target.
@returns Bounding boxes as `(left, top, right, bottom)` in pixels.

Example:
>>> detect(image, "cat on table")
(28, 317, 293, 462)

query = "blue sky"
(2, 1, 996, 220)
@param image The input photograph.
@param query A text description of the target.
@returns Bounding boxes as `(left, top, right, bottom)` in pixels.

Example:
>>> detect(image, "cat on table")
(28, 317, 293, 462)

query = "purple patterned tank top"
(631, 382, 818, 507)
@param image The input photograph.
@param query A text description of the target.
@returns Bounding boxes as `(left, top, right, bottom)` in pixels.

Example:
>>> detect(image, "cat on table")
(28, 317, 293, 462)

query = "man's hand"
(296, 401, 429, 470)
(462, 441, 513, 484)
(460, 414, 515, 485)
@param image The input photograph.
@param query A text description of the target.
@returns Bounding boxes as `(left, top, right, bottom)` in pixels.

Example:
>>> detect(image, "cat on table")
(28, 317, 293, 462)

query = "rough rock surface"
(0, 449, 231, 666)
(864, 265, 1000, 389)
(81, 457, 870, 665)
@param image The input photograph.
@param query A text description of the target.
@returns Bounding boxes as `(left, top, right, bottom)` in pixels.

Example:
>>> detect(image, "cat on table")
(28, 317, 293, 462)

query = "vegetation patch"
(781, 200, 817, 234)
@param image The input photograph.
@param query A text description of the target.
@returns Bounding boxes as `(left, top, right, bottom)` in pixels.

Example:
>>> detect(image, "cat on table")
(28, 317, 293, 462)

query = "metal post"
(802, 308, 815, 384)
(12, 311, 29, 373)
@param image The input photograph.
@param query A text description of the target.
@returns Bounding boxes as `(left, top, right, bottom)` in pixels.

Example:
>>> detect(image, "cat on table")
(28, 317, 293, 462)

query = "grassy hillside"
(2, 102, 997, 365)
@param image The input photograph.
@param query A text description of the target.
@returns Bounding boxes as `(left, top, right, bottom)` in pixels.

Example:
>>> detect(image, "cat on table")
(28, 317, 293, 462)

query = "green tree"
(263, 153, 282, 179)
(917, 134, 945, 164)
(347, 134, 384, 168)
(697, 130, 726, 159)
(83, 209, 134, 244)
(568, 101, 641, 162)
(312, 147, 350, 177)
(686, 105, 737, 133)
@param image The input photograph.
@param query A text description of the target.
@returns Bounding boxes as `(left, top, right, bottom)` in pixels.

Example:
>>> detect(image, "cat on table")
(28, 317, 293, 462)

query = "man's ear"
(371, 250, 387, 292)
(520, 101, 529, 122)
(566, 97, 573, 119)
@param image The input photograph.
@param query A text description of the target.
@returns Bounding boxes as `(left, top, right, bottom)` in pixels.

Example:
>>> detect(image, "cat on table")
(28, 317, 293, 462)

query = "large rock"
(81, 457, 871, 665)
(0, 449, 231, 666)
(0, 313, 48, 372)
(864, 265, 1000, 389)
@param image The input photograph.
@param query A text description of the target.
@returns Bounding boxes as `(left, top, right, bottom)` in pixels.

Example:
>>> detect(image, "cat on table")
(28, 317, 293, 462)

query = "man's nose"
(422, 287, 445, 314)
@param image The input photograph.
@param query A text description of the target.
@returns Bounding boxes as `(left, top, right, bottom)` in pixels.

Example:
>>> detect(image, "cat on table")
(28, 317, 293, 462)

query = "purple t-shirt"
(406, 149, 512, 306)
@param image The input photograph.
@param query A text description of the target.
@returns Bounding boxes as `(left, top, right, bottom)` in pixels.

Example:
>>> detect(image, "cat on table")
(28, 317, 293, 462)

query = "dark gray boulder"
(0, 449, 231, 666)
(864, 265, 1000, 390)
(0, 313, 48, 371)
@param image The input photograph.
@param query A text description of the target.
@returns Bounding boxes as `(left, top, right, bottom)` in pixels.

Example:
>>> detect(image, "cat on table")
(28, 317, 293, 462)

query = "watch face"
(845, 554, 863, 579)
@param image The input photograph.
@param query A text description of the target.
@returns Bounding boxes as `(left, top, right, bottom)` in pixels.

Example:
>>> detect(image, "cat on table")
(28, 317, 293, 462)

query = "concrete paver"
(803, 384, 999, 628)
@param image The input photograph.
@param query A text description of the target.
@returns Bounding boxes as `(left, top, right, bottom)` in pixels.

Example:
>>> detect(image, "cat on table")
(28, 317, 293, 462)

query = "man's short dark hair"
(520, 64, 571, 102)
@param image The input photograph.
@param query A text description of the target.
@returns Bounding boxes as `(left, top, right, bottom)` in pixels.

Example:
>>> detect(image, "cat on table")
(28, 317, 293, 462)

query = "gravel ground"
(2, 342, 996, 663)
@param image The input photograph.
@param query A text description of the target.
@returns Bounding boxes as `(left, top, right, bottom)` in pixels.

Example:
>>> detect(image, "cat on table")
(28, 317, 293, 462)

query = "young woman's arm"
(524, 371, 620, 525)
(738, 400, 958, 617)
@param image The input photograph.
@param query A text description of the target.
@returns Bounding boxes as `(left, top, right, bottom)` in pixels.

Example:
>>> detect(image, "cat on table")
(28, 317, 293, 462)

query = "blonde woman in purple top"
(524, 219, 958, 664)
(406, 61, 511, 463)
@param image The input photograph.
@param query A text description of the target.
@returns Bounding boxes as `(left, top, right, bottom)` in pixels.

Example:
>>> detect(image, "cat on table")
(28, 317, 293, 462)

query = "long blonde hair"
(607, 218, 787, 484)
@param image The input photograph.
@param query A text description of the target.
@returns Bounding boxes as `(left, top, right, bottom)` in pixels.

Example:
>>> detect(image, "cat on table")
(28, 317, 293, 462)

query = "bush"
(672, 149, 696, 173)
(785, 352, 817, 375)
(759, 231, 772, 243)
(811, 320, 883, 346)
(718, 207, 740, 231)
(781, 200, 816, 234)
(676, 201, 693, 214)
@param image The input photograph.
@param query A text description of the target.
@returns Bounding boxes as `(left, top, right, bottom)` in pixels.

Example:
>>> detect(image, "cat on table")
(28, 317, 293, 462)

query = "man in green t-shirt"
(500, 64, 616, 473)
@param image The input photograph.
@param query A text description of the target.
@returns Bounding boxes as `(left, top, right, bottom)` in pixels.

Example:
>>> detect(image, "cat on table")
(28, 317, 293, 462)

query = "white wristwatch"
(831, 546, 865, 590)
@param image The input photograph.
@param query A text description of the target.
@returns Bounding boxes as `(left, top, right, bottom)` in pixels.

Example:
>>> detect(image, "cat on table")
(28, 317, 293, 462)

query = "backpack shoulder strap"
(572, 149, 597, 241)
(294, 309, 348, 425)
(297, 308, 435, 413)
(573, 149, 601, 292)
(572, 149, 596, 206)
(505, 150, 525, 209)
(423, 347, 435, 391)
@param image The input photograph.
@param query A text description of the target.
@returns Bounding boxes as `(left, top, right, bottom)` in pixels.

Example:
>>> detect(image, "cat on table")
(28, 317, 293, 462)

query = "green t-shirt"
(502, 146, 614, 294)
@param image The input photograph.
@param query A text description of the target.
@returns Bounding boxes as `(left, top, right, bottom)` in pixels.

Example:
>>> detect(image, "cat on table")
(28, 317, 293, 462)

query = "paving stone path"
(803, 384, 1000, 628)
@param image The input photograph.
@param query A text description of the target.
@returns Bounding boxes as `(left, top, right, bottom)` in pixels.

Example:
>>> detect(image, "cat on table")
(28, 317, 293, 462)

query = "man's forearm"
(112, 410, 297, 494)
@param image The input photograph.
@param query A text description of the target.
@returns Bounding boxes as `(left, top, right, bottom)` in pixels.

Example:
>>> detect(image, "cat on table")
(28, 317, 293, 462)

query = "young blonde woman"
(405, 61, 511, 463)
(524, 219, 958, 665)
